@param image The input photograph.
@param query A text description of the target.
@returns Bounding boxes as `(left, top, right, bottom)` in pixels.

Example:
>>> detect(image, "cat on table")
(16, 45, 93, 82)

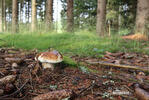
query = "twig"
(0, 71, 4, 76)
(121, 95, 137, 100)
(0, 79, 29, 98)
(78, 81, 95, 96)
(123, 85, 134, 93)
(86, 61, 149, 72)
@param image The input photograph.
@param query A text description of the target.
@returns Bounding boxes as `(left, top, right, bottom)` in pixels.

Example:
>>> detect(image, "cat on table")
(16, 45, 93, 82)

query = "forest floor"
(0, 48, 149, 100)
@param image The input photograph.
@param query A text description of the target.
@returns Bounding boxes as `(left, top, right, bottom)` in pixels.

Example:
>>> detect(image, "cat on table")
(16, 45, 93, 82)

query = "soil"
(0, 48, 149, 100)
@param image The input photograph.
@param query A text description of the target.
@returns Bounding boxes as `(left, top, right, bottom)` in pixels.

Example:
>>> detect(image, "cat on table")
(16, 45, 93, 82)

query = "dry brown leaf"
(122, 34, 148, 41)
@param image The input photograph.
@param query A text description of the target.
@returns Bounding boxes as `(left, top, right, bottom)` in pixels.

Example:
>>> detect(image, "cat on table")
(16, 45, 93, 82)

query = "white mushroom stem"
(42, 62, 54, 70)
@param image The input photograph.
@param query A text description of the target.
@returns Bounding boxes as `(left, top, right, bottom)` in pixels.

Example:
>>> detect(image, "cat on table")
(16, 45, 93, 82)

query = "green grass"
(0, 30, 149, 58)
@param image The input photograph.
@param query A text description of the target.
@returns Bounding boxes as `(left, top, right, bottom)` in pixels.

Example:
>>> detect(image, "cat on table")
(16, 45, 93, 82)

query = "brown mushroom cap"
(36, 50, 63, 63)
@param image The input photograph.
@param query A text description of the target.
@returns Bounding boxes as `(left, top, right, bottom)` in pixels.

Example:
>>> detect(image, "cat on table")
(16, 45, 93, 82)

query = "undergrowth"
(0, 30, 149, 58)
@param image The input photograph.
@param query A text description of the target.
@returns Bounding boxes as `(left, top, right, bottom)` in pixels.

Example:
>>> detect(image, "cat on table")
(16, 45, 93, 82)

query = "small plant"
(78, 66, 90, 74)
(103, 80, 115, 85)
(118, 29, 131, 36)
(102, 92, 110, 98)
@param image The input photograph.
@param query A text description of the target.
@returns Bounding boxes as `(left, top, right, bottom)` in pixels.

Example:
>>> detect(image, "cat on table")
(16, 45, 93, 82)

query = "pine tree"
(135, 0, 149, 35)
(45, 0, 53, 31)
(67, 0, 73, 32)
(96, 0, 107, 36)
(31, 0, 37, 32)
(12, 0, 18, 33)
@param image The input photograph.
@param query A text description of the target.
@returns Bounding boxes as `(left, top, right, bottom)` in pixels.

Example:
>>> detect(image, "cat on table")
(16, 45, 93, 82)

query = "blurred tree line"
(0, 0, 149, 37)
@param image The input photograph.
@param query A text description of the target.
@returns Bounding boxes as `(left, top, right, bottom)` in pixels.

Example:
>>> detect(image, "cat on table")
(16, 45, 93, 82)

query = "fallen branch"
(32, 89, 73, 100)
(86, 61, 149, 72)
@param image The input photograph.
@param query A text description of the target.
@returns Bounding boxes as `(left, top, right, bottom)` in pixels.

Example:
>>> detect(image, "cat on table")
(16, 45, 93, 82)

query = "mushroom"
(35, 50, 63, 70)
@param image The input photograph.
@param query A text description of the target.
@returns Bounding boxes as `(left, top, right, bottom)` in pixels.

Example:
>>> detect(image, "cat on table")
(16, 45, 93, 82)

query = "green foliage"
(118, 29, 131, 36)
(3, 0, 138, 34)
(61, 0, 97, 30)
(63, 56, 77, 67)
(107, 0, 137, 30)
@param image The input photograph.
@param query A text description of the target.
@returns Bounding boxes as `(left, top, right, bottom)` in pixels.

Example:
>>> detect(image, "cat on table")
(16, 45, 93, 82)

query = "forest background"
(0, 0, 149, 57)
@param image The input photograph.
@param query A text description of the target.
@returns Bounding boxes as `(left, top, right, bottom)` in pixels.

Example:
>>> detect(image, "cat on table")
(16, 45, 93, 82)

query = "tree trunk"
(0, 0, 2, 32)
(31, 0, 37, 32)
(2, 0, 6, 32)
(96, 0, 107, 36)
(12, 0, 18, 33)
(45, 0, 53, 31)
(67, 0, 73, 32)
(135, 0, 149, 35)
(118, 5, 122, 32)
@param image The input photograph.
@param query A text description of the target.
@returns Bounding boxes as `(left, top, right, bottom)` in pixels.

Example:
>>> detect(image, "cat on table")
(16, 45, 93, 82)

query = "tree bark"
(67, 0, 73, 32)
(118, 5, 122, 32)
(0, 0, 2, 32)
(45, 0, 53, 31)
(31, 0, 37, 32)
(2, 0, 6, 32)
(135, 0, 149, 35)
(96, 0, 107, 36)
(12, 0, 18, 33)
